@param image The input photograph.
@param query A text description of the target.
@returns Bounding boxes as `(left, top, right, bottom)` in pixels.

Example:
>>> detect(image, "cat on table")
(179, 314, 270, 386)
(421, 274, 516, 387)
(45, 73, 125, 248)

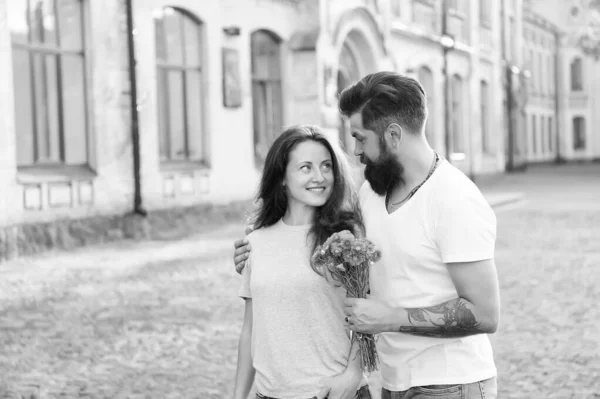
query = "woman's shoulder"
(247, 221, 281, 242)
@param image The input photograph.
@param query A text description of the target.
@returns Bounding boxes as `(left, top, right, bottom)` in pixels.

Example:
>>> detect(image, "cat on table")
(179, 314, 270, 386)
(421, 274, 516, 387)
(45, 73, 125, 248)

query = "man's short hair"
(338, 71, 428, 135)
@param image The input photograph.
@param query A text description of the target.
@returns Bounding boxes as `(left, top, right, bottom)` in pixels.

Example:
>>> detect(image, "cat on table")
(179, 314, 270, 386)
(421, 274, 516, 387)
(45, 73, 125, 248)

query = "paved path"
(0, 163, 599, 398)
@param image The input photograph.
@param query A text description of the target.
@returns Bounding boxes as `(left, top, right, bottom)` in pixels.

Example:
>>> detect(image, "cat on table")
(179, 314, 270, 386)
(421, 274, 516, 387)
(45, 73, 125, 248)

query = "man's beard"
(362, 146, 404, 196)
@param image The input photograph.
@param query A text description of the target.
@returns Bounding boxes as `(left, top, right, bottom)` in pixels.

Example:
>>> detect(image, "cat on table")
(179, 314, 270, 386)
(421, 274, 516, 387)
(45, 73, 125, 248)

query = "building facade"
(0, 0, 597, 240)
(525, 0, 600, 163)
(523, 6, 560, 164)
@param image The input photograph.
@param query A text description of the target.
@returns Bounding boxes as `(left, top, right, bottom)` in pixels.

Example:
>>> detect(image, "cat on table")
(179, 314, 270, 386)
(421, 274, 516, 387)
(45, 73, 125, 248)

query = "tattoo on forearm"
(399, 298, 483, 338)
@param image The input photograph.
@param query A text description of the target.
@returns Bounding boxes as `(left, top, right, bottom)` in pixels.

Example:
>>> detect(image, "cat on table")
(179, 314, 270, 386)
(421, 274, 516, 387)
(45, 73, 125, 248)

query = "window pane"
(185, 70, 203, 160)
(252, 32, 280, 79)
(61, 54, 87, 164)
(252, 81, 268, 161)
(418, 68, 434, 140)
(267, 81, 283, 141)
(57, 0, 83, 50)
(531, 115, 537, 154)
(13, 48, 35, 165)
(32, 53, 49, 160)
(154, 11, 167, 62)
(164, 8, 183, 65)
(548, 118, 553, 152)
(157, 68, 169, 159)
(9, 1, 30, 45)
(183, 16, 201, 67)
(451, 76, 463, 152)
(44, 54, 61, 162)
(29, 0, 58, 46)
(167, 70, 185, 159)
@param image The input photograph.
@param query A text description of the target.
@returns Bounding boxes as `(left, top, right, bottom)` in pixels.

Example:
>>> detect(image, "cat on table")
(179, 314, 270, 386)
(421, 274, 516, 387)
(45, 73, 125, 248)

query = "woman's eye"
(300, 165, 311, 172)
(322, 163, 332, 171)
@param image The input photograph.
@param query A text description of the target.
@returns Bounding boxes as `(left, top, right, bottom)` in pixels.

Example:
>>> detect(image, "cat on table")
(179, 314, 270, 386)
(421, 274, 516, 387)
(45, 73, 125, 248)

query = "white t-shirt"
(238, 219, 367, 398)
(359, 159, 497, 391)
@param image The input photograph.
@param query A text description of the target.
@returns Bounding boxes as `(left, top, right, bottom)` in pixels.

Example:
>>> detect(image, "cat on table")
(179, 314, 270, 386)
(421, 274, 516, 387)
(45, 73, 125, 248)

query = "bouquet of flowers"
(311, 230, 382, 372)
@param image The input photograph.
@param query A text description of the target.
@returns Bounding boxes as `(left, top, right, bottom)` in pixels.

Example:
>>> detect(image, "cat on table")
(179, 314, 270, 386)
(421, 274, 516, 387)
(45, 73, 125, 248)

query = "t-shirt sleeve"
(237, 257, 252, 299)
(435, 188, 497, 264)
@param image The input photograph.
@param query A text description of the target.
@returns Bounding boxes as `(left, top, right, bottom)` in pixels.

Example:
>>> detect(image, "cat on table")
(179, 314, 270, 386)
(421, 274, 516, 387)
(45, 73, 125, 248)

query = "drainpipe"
(125, 0, 147, 216)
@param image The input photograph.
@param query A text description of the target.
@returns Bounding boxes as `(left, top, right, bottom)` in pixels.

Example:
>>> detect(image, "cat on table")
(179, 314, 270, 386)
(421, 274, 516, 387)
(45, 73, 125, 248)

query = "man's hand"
(315, 369, 362, 399)
(233, 226, 253, 274)
(343, 296, 394, 335)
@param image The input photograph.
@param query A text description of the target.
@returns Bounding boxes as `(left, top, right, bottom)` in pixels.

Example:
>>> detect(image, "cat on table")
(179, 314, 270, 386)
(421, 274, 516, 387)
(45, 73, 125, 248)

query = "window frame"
(570, 57, 583, 92)
(250, 29, 284, 166)
(10, 0, 89, 168)
(154, 6, 206, 165)
(573, 116, 586, 150)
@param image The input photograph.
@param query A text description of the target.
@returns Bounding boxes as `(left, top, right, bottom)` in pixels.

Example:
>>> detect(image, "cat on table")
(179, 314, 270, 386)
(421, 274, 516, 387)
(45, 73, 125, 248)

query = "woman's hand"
(315, 369, 362, 399)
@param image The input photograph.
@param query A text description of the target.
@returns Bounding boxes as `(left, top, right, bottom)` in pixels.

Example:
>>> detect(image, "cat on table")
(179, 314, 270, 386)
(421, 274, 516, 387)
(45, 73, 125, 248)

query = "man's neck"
(397, 146, 436, 189)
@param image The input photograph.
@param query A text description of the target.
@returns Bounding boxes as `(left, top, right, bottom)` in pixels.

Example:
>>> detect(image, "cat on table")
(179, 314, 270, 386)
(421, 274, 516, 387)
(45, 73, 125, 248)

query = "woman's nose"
(312, 169, 325, 182)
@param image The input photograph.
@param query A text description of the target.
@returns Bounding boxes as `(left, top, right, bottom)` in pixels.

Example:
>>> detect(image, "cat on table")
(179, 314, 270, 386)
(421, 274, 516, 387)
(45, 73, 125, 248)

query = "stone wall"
(0, 200, 254, 263)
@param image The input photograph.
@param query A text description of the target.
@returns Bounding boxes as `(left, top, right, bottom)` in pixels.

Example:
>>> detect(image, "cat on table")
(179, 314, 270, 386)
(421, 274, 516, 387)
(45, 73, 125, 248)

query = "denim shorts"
(256, 384, 372, 399)
(381, 377, 497, 399)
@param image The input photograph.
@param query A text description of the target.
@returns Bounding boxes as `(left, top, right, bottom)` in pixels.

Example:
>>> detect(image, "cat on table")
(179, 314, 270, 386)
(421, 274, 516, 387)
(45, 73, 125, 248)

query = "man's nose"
(353, 146, 362, 157)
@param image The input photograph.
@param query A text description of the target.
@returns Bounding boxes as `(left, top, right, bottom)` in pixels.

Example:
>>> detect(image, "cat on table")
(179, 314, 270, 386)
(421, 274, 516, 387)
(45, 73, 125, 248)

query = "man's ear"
(385, 123, 403, 149)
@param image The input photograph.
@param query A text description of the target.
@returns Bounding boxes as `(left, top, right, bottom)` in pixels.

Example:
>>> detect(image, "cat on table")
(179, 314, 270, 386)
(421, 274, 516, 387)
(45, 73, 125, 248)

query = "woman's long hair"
(250, 125, 364, 274)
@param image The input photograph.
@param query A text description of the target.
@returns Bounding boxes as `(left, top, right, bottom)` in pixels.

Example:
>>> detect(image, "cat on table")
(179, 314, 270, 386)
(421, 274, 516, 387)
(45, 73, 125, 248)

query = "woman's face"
(283, 140, 334, 209)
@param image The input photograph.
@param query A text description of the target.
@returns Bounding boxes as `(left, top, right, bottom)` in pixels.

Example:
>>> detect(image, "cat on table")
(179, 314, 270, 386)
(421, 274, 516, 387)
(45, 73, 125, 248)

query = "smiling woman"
(232, 125, 370, 399)
(283, 140, 334, 212)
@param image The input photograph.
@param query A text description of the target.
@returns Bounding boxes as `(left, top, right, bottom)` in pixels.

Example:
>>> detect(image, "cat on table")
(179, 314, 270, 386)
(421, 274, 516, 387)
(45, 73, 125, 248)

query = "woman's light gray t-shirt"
(238, 219, 365, 398)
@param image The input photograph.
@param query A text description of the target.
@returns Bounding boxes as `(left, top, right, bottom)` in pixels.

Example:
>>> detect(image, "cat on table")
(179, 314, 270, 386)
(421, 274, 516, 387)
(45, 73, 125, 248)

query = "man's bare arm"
(345, 259, 500, 338)
(400, 298, 486, 337)
(397, 259, 500, 337)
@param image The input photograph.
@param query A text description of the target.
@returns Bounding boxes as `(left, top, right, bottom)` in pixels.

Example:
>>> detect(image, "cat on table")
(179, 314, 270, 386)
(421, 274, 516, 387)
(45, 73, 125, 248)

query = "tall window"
(531, 114, 537, 155)
(480, 80, 491, 153)
(338, 43, 360, 152)
(528, 49, 535, 93)
(547, 54, 554, 94)
(573, 117, 586, 150)
(251, 30, 283, 164)
(155, 7, 204, 162)
(9, 0, 88, 167)
(479, 0, 491, 26)
(570, 58, 583, 91)
(418, 67, 434, 142)
(450, 74, 464, 153)
(540, 116, 546, 153)
(391, 0, 401, 16)
(548, 116, 553, 152)
(539, 53, 545, 94)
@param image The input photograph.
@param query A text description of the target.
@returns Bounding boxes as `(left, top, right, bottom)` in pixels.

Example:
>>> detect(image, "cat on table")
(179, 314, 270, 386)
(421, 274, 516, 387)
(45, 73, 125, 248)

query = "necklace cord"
(386, 152, 439, 208)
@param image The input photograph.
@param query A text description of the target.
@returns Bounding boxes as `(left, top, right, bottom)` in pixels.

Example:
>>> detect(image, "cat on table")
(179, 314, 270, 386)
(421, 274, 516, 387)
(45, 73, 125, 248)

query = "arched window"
(155, 7, 204, 162)
(251, 30, 283, 164)
(418, 67, 434, 142)
(480, 80, 491, 153)
(9, 0, 88, 166)
(450, 74, 464, 153)
(570, 58, 583, 91)
(573, 117, 586, 150)
(337, 43, 360, 151)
